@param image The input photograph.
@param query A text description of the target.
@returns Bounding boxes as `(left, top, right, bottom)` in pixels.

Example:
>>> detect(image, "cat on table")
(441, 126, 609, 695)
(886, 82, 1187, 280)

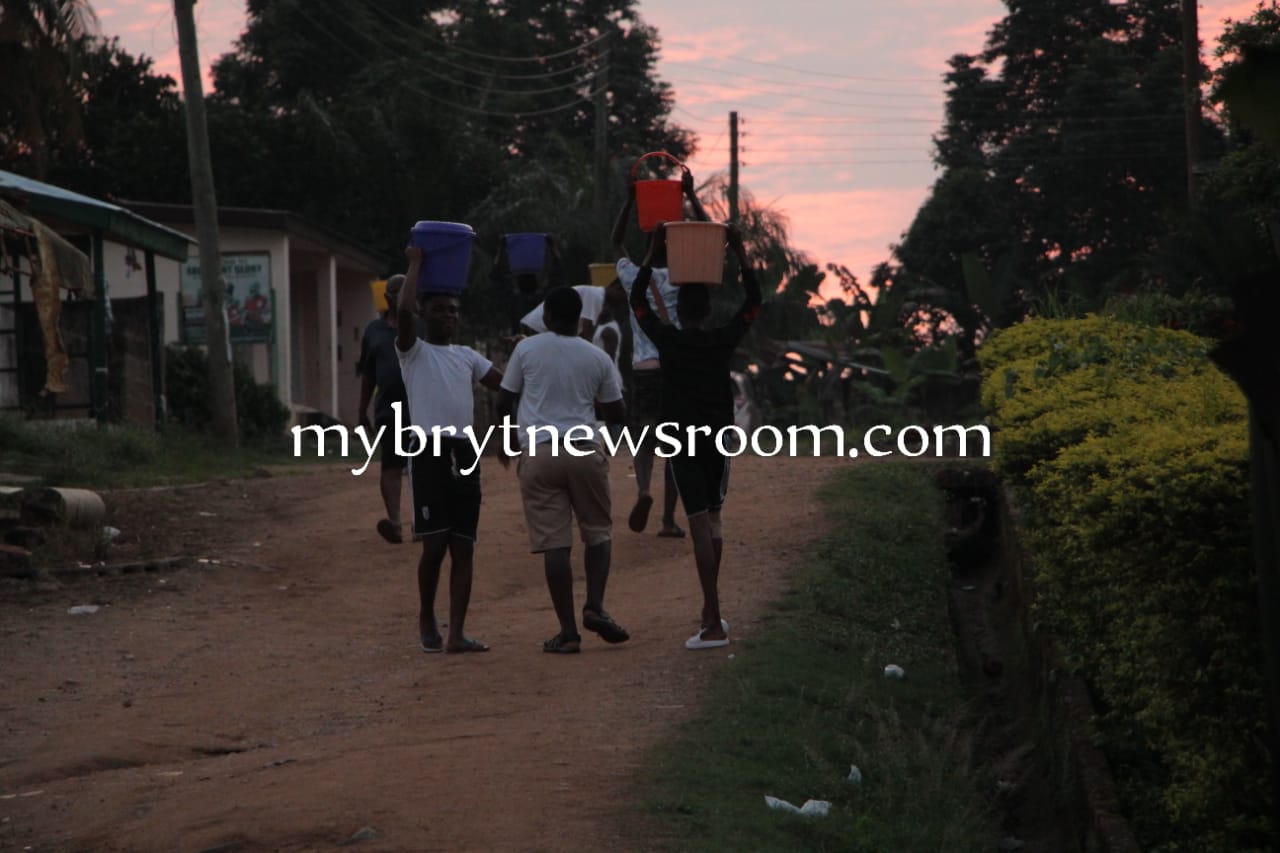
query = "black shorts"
(671, 450, 729, 517)
(408, 437, 481, 540)
(376, 409, 418, 471)
(631, 368, 663, 428)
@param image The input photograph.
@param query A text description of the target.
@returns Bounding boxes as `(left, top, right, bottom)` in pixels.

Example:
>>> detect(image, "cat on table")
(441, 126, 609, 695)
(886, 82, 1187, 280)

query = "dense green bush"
(979, 316, 1269, 852)
(165, 345, 289, 443)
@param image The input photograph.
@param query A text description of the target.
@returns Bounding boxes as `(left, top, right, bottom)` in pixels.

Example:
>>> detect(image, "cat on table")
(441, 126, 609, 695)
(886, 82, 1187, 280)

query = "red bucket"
(631, 152, 690, 232)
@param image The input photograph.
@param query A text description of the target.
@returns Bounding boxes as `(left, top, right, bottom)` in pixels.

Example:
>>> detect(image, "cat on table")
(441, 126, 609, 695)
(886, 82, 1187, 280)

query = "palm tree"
(0, 0, 99, 178)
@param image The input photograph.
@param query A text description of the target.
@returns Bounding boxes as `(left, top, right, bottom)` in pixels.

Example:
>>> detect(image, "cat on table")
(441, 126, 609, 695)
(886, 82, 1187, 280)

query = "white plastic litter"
(67, 605, 99, 615)
(764, 795, 831, 817)
(102, 526, 121, 541)
(847, 765, 862, 784)
(883, 664, 905, 679)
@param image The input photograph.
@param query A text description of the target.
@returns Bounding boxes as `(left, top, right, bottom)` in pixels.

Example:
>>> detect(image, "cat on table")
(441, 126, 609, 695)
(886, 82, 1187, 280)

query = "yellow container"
(370, 279, 388, 313)
(588, 263, 616, 287)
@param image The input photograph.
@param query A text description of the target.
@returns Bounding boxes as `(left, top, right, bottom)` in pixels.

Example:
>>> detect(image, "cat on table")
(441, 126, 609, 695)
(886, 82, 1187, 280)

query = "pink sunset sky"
(95, 0, 1257, 296)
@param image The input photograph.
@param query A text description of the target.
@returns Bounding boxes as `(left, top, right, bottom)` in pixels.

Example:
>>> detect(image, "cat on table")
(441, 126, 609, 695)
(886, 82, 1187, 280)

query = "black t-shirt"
(358, 315, 406, 419)
(630, 267, 761, 430)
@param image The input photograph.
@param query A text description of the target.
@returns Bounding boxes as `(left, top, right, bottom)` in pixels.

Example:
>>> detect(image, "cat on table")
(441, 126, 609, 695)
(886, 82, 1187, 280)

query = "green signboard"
(180, 253, 274, 344)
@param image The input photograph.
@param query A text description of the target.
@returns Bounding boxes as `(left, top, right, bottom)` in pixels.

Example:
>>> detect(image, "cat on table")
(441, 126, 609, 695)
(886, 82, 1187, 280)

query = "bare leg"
(446, 536, 476, 648)
(660, 461, 682, 533)
(687, 513, 725, 639)
(634, 432, 656, 496)
(380, 467, 402, 526)
(629, 433, 656, 532)
(417, 531, 449, 641)
(583, 541, 611, 612)
(543, 547, 578, 636)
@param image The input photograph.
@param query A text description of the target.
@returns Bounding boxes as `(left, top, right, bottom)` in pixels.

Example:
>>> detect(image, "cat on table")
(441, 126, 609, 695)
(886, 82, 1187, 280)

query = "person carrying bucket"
(611, 156, 710, 539)
(627, 222, 762, 650)
(492, 234, 565, 335)
(396, 240, 508, 655)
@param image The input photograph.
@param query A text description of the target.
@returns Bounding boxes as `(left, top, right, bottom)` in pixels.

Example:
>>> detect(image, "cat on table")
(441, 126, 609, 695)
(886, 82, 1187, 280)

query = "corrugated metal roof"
(0, 170, 194, 261)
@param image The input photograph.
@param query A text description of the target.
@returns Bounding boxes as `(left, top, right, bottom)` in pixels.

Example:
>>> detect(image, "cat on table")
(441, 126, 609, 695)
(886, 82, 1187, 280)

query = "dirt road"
(0, 454, 835, 852)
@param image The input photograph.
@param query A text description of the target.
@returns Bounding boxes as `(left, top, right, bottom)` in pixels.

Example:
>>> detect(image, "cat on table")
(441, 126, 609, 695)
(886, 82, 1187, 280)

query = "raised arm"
(683, 168, 710, 222)
(729, 225, 762, 324)
(397, 247, 421, 352)
(629, 224, 671, 337)
(611, 182, 636, 261)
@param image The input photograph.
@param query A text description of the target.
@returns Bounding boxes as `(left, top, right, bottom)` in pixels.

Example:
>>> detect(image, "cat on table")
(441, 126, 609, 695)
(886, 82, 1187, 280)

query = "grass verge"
(0, 414, 324, 489)
(634, 460, 996, 852)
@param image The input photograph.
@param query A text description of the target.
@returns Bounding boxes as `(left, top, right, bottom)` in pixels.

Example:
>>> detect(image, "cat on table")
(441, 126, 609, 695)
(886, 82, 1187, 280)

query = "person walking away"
(628, 223, 761, 649)
(610, 169, 709, 539)
(497, 287, 630, 654)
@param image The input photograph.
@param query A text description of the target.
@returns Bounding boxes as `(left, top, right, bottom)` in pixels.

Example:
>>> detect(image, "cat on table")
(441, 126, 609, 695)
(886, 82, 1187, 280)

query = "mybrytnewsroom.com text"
(295, 404, 991, 476)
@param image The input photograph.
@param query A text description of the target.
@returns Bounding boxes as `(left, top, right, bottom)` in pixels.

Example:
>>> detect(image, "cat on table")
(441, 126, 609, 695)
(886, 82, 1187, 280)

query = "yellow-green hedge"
(979, 316, 1269, 852)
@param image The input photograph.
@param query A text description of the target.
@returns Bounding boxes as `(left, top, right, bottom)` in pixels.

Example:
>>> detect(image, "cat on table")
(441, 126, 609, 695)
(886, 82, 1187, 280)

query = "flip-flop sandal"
(445, 638, 490, 654)
(582, 609, 630, 644)
(543, 632, 582, 654)
(628, 495, 654, 533)
(684, 619, 731, 651)
(377, 518, 403, 544)
(657, 526, 685, 538)
(421, 632, 444, 653)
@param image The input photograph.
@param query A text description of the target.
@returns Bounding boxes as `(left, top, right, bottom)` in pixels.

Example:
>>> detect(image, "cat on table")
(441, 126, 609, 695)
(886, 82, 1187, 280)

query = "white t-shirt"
(500, 332, 623, 449)
(518, 284, 606, 334)
(617, 257, 680, 365)
(397, 339, 493, 434)
(592, 319, 622, 368)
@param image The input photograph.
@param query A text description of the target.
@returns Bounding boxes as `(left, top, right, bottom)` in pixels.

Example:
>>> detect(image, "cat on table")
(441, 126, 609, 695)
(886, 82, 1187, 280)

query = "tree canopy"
(888, 0, 1227, 350)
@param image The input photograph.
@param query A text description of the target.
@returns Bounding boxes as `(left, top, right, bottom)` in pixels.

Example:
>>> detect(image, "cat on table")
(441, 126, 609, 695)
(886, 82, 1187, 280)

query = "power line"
(358, 0, 605, 80)
(295, 10, 604, 120)
(746, 150, 1184, 167)
(305, 0, 602, 98)
(413, 56, 599, 98)
(665, 60, 940, 99)
(666, 73, 1193, 119)
(670, 50, 939, 84)
(418, 25, 611, 63)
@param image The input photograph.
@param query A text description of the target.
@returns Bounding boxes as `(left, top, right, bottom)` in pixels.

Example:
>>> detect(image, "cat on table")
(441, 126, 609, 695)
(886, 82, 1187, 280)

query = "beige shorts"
(517, 442, 612, 552)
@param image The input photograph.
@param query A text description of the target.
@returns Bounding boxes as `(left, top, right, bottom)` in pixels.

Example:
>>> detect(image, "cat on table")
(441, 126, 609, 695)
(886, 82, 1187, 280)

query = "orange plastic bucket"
(631, 151, 690, 232)
(666, 222, 728, 285)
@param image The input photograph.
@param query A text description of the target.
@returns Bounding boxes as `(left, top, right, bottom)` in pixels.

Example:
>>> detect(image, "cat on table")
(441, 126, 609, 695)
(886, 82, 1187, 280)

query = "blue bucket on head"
(505, 233, 547, 275)
(410, 221, 476, 294)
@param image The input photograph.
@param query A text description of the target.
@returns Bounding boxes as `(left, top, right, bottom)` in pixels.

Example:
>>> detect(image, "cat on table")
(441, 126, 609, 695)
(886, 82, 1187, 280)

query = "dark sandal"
(543, 632, 582, 654)
(377, 518, 403, 544)
(582, 608, 630, 644)
(420, 632, 444, 653)
(657, 525, 685, 538)
(445, 638, 490, 654)
(628, 494, 653, 533)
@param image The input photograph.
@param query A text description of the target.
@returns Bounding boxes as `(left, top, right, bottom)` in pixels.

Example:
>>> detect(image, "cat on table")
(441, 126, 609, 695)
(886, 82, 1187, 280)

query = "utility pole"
(174, 0, 238, 446)
(728, 111, 740, 226)
(726, 111, 741, 289)
(593, 43, 610, 260)
(1182, 0, 1201, 206)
